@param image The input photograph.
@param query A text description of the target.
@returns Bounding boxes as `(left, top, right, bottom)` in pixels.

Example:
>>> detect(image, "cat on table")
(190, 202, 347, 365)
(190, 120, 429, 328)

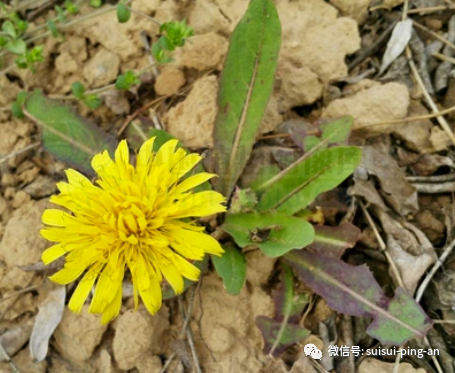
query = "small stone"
(17, 166, 40, 184)
(83, 48, 121, 88)
(136, 355, 162, 373)
(392, 104, 432, 153)
(24, 175, 58, 198)
(11, 191, 31, 209)
(429, 126, 451, 152)
(0, 125, 19, 155)
(0, 195, 8, 220)
(3, 187, 15, 200)
(1, 173, 18, 187)
(330, 0, 370, 24)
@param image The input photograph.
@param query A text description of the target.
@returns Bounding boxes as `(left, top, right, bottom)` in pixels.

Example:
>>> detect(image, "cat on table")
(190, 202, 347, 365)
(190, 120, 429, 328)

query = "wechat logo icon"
(304, 343, 322, 360)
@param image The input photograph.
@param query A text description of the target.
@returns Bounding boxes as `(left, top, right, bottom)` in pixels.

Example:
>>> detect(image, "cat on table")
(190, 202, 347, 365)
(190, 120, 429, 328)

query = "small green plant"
(152, 20, 194, 63)
(71, 82, 102, 109)
(11, 91, 27, 118)
(115, 70, 140, 90)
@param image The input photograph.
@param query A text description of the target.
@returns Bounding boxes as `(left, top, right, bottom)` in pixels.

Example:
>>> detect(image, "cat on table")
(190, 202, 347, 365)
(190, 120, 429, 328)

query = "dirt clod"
(155, 68, 186, 96)
(113, 306, 169, 370)
(322, 82, 410, 133)
(53, 306, 108, 363)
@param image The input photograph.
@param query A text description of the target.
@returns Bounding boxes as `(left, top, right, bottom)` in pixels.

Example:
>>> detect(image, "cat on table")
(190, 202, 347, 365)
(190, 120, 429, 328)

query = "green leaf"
(24, 90, 117, 175)
(11, 91, 27, 118)
(0, 36, 7, 47)
(321, 116, 353, 144)
(83, 94, 102, 109)
(256, 147, 362, 215)
(71, 81, 85, 99)
(223, 212, 314, 257)
(212, 244, 246, 295)
(17, 91, 27, 104)
(115, 70, 140, 90)
(116, 3, 131, 23)
(55, 6, 66, 22)
(6, 38, 26, 55)
(11, 101, 24, 118)
(212, 0, 281, 198)
(90, 0, 102, 7)
(303, 136, 320, 152)
(14, 19, 28, 34)
(47, 19, 59, 37)
(159, 20, 194, 50)
(229, 188, 258, 213)
(2, 20, 16, 38)
(246, 164, 281, 191)
(26, 45, 44, 63)
(15, 55, 27, 69)
(65, 0, 79, 14)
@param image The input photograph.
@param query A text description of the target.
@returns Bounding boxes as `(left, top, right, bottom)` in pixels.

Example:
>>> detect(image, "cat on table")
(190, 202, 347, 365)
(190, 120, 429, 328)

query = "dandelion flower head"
(40, 138, 226, 323)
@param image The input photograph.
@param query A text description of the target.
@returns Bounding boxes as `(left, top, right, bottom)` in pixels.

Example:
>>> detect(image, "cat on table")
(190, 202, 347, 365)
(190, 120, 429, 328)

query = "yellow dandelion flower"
(41, 138, 226, 324)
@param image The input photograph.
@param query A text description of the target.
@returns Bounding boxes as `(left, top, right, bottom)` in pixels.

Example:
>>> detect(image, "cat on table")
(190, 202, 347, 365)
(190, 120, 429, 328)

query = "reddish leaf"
(285, 250, 432, 345)
(256, 264, 310, 356)
(309, 222, 361, 258)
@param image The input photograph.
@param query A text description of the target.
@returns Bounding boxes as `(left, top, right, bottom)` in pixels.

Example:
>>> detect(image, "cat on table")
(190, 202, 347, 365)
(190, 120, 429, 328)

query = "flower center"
(103, 199, 154, 245)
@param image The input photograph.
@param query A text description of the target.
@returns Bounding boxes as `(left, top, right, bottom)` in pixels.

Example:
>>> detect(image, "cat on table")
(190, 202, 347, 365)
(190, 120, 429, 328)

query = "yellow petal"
(42, 209, 73, 227)
(137, 137, 155, 176)
(171, 191, 226, 218)
(153, 139, 179, 169)
(89, 262, 124, 313)
(68, 263, 103, 313)
(101, 281, 123, 324)
(131, 253, 150, 292)
(91, 150, 119, 186)
(40, 228, 66, 242)
(171, 253, 200, 281)
(168, 238, 205, 261)
(171, 173, 216, 195)
(139, 278, 162, 315)
(170, 228, 224, 257)
(158, 255, 184, 295)
(49, 264, 87, 285)
(65, 169, 92, 188)
(170, 153, 201, 182)
(42, 244, 66, 264)
(115, 139, 130, 166)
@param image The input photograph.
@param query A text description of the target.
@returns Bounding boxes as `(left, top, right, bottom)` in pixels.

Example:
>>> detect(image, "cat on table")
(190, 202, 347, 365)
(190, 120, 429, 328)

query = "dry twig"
(359, 201, 405, 288)
(416, 237, 455, 302)
(406, 47, 455, 145)
(0, 142, 40, 165)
